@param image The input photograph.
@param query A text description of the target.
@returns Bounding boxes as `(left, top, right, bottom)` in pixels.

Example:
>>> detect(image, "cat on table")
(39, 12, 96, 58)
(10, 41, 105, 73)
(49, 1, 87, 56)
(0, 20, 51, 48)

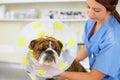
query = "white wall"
(0, 22, 26, 63)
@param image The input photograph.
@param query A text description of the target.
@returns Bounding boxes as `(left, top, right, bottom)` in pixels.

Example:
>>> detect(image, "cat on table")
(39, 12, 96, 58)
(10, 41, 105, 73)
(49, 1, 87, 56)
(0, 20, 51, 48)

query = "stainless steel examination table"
(0, 62, 30, 80)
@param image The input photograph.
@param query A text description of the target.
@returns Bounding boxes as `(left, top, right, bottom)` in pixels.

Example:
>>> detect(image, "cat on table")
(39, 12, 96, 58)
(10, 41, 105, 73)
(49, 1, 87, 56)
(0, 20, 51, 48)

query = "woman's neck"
(91, 14, 111, 37)
(97, 13, 111, 26)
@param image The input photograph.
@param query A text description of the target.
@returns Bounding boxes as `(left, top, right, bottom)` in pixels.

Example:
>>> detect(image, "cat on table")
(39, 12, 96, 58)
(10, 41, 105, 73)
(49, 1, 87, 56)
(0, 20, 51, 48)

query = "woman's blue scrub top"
(83, 16, 120, 80)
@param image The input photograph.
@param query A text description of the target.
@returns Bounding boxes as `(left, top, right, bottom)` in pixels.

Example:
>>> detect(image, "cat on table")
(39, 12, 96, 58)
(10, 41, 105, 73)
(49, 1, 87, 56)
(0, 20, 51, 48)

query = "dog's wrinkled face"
(29, 36, 63, 65)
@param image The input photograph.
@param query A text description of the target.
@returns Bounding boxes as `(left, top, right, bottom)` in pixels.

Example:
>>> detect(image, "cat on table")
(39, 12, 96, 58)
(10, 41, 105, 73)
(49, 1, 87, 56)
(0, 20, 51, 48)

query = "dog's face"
(29, 36, 63, 66)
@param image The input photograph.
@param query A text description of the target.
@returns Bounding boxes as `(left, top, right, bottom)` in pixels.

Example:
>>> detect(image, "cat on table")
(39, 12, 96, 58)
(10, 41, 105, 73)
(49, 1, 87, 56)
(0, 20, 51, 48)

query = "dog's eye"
(38, 48, 42, 51)
(39, 46, 48, 51)
(39, 48, 45, 51)
(51, 43, 55, 49)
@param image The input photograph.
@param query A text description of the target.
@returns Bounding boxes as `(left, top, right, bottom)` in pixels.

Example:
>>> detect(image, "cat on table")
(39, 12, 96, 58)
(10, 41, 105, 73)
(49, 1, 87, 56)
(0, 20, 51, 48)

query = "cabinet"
(0, 0, 87, 21)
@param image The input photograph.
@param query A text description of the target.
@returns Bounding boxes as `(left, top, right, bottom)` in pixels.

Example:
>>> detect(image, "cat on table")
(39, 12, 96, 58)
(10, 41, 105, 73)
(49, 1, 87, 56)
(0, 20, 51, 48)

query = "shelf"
(0, 0, 86, 4)
(0, 0, 86, 47)
(0, 19, 87, 22)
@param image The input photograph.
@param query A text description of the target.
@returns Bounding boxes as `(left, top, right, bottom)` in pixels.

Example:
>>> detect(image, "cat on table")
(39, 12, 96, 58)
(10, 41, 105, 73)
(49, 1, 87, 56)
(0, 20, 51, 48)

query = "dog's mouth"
(44, 50, 56, 62)
(38, 49, 59, 66)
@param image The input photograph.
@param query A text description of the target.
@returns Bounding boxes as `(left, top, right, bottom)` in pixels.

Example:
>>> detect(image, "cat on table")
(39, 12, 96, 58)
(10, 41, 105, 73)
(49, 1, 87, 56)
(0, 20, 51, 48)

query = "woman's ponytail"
(113, 10, 120, 23)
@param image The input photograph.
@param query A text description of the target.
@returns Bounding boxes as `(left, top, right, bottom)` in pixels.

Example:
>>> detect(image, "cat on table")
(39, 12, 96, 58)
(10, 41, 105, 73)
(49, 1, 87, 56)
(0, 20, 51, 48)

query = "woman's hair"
(95, 0, 120, 23)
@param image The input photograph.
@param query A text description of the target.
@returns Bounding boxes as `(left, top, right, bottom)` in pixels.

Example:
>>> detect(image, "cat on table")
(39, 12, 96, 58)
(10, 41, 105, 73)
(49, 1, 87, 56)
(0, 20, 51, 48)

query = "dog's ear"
(29, 40, 36, 49)
(57, 40, 63, 50)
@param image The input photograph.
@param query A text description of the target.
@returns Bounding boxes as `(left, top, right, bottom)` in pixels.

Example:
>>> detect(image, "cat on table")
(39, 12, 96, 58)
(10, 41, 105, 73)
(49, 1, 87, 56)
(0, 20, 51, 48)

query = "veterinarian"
(58, 0, 120, 80)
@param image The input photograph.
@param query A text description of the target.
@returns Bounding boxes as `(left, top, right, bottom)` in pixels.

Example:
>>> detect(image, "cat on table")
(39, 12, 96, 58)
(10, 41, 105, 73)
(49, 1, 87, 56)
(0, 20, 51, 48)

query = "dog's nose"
(45, 50, 54, 54)
(44, 50, 56, 64)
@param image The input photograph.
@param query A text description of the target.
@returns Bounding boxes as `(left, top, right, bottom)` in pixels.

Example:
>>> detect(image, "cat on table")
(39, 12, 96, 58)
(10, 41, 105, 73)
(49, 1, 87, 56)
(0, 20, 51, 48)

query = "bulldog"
(27, 36, 86, 80)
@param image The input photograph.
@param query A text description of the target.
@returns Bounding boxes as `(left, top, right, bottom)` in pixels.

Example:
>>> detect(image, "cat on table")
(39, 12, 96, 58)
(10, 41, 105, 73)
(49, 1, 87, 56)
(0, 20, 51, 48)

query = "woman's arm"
(58, 45, 105, 80)
(59, 69, 106, 80)
(75, 45, 88, 62)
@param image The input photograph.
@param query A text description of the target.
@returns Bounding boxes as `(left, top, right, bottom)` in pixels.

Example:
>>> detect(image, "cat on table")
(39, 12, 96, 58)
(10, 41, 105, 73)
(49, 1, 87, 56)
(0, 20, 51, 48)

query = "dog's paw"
(46, 78, 55, 80)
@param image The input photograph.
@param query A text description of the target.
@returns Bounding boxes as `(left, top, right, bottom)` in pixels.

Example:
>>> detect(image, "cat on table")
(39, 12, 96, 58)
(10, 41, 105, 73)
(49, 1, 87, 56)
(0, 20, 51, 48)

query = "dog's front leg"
(27, 72, 39, 80)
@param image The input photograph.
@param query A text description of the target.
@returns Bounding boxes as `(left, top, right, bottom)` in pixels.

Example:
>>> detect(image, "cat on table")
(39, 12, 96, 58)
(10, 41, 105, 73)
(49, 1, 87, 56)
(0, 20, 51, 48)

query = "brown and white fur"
(28, 36, 86, 80)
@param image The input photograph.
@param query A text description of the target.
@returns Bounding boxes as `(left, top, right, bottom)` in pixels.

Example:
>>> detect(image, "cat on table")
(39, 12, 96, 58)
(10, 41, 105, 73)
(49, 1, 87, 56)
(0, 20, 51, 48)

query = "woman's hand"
(57, 69, 106, 80)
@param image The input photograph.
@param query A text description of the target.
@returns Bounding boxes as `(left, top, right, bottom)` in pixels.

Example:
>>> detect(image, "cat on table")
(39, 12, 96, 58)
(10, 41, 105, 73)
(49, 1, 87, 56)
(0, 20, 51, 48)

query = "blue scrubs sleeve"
(93, 42, 120, 79)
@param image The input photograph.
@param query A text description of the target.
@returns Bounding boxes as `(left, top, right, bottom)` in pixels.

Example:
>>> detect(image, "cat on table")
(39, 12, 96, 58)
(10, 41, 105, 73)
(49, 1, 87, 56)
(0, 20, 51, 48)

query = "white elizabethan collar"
(16, 21, 77, 77)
